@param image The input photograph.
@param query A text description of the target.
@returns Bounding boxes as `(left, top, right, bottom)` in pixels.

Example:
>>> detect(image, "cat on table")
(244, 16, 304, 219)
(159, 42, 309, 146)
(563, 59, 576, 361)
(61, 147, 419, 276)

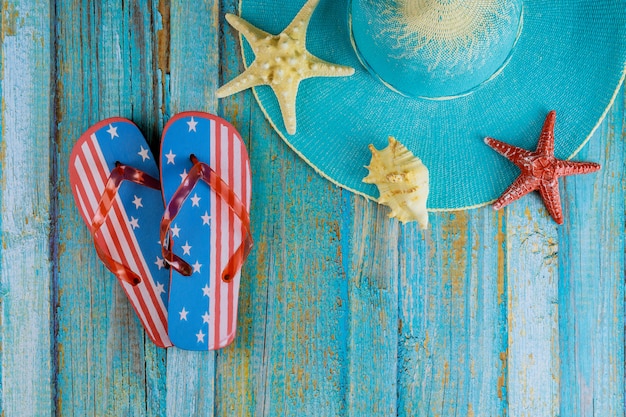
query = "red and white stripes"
(208, 118, 251, 350)
(70, 133, 172, 348)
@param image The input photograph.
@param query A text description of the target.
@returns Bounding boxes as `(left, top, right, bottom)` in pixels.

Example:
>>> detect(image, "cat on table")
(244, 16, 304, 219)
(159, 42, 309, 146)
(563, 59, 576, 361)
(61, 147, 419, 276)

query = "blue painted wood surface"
(0, 1, 624, 416)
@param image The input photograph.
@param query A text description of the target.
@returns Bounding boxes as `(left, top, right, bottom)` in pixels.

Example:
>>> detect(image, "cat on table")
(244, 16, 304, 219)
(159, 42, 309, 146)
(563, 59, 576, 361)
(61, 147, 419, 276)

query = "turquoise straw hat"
(233, 0, 626, 210)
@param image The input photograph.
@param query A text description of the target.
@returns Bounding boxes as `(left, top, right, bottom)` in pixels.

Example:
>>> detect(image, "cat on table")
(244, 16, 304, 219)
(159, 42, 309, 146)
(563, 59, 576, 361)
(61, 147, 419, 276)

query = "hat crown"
(349, 0, 524, 99)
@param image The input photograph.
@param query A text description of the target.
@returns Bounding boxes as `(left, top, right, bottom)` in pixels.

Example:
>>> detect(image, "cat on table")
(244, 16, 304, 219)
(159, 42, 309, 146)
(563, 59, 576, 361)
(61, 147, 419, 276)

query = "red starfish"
(484, 111, 601, 224)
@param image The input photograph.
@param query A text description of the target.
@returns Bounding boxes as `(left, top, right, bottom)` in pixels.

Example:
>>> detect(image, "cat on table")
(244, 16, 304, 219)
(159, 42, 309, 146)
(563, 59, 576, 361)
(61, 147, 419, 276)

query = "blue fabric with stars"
(160, 114, 215, 350)
(98, 121, 170, 318)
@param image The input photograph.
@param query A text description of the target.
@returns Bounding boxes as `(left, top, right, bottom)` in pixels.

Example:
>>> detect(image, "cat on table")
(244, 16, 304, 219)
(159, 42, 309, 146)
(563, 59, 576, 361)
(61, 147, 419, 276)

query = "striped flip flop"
(160, 112, 252, 351)
(69, 118, 172, 348)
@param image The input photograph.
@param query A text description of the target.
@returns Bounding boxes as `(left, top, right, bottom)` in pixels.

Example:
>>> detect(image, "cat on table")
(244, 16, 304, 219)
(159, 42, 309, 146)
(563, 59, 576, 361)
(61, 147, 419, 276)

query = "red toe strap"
(160, 154, 253, 282)
(91, 163, 161, 286)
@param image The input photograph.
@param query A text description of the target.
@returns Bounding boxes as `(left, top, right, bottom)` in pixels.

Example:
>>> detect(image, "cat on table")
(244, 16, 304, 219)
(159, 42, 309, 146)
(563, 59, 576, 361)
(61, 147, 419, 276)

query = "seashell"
(363, 136, 429, 228)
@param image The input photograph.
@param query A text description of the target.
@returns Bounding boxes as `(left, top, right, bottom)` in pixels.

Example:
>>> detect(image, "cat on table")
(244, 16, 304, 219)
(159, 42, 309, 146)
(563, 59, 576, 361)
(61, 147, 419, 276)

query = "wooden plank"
(213, 0, 267, 415)
(214, 1, 349, 415)
(254, 133, 348, 417)
(0, 1, 53, 415)
(506, 166, 561, 414)
(54, 1, 167, 415)
(343, 197, 398, 416)
(398, 210, 508, 417)
(558, 89, 624, 416)
(228, 116, 348, 416)
(164, 1, 219, 416)
(4, 1, 619, 416)
(212, 93, 351, 416)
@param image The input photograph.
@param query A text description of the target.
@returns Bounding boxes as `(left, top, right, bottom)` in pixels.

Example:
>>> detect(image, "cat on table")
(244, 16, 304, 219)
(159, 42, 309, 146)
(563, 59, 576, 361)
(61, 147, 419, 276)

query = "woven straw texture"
(237, 0, 626, 210)
(350, 0, 523, 98)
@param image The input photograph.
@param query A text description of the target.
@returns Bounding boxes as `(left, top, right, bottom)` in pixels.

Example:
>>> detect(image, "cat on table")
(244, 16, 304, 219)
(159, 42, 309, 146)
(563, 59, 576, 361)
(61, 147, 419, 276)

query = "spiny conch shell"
(363, 136, 430, 229)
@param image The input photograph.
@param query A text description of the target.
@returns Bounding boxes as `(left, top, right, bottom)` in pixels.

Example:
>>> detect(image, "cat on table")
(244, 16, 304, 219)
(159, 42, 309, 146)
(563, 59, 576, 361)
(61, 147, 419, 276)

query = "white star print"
(190, 193, 201, 207)
(187, 117, 198, 132)
(107, 124, 119, 139)
(202, 284, 210, 297)
(170, 224, 181, 238)
(155, 282, 166, 296)
(179, 307, 189, 321)
(181, 241, 192, 256)
(180, 169, 188, 183)
(201, 211, 211, 225)
(132, 195, 143, 209)
(165, 149, 176, 165)
(138, 146, 150, 161)
(129, 217, 140, 229)
(155, 256, 165, 270)
(192, 260, 202, 274)
(202, 311, 210, 324)
(196, 329, 205, 343)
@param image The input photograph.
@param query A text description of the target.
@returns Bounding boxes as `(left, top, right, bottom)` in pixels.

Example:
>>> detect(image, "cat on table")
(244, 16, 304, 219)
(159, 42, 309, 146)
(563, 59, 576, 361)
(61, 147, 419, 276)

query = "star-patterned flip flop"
(160, 112, 252, 351)
(68, 118, 172, 348)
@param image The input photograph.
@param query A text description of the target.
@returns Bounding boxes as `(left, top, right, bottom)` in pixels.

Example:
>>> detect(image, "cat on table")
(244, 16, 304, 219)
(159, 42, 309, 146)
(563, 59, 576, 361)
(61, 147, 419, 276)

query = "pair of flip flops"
(68, 112, 252, 350)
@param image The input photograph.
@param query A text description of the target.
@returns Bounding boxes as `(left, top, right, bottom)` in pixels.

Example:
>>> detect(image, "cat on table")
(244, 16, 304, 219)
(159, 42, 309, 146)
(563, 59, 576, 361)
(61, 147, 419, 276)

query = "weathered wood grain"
(397, 210, 508, 417)
(54, 1, 166, 415)
(245, 136, 348, 417)
(558, 88, 625, 416)
(165, 1, 219, 416)
(504, 92, 626, 416)
(1, 0, 625, 416)
(218, 1, 350, 414)
(214, 0, 268, 415)
(343, 197, 399, 416)
(506, 182, 560, 416)
(222, 103, 349, 415)
(0, 1, 53, 415)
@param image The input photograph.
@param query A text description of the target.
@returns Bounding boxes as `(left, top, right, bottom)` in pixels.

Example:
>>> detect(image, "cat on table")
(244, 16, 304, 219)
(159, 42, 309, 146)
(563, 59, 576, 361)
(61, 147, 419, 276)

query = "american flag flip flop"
(69, 118, 172, 348)
(160, 112, 252, 351)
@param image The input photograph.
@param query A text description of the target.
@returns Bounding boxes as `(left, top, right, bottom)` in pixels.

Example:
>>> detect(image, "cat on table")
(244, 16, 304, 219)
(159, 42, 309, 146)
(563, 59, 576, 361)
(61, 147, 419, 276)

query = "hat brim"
(236, 0, 626, 210)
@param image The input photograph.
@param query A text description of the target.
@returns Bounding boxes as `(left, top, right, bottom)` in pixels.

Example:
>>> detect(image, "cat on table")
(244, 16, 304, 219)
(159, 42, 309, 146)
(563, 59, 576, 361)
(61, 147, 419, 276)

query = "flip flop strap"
(160, 155, 253, 282)
(91, 163, 161, 286)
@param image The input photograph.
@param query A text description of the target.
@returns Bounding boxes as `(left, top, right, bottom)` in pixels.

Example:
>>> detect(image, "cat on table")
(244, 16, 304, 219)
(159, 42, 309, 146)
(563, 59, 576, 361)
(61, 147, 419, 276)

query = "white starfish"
(217, 0, 354, 135)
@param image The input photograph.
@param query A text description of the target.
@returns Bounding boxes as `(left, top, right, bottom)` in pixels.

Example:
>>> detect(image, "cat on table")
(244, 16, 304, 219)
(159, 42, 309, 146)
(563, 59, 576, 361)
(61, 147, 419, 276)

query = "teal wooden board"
(558, 93, 625, 416)
(1, 1, 625, 416)
(165, 1, 218, 415)
(214, 2, 264, 415)
(53, 1, 166, 415)
(397, 211, 508, 416)
(343, 199, 399, 416)
(507, 195, 561, 415)
(0, 1, 53, 415)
